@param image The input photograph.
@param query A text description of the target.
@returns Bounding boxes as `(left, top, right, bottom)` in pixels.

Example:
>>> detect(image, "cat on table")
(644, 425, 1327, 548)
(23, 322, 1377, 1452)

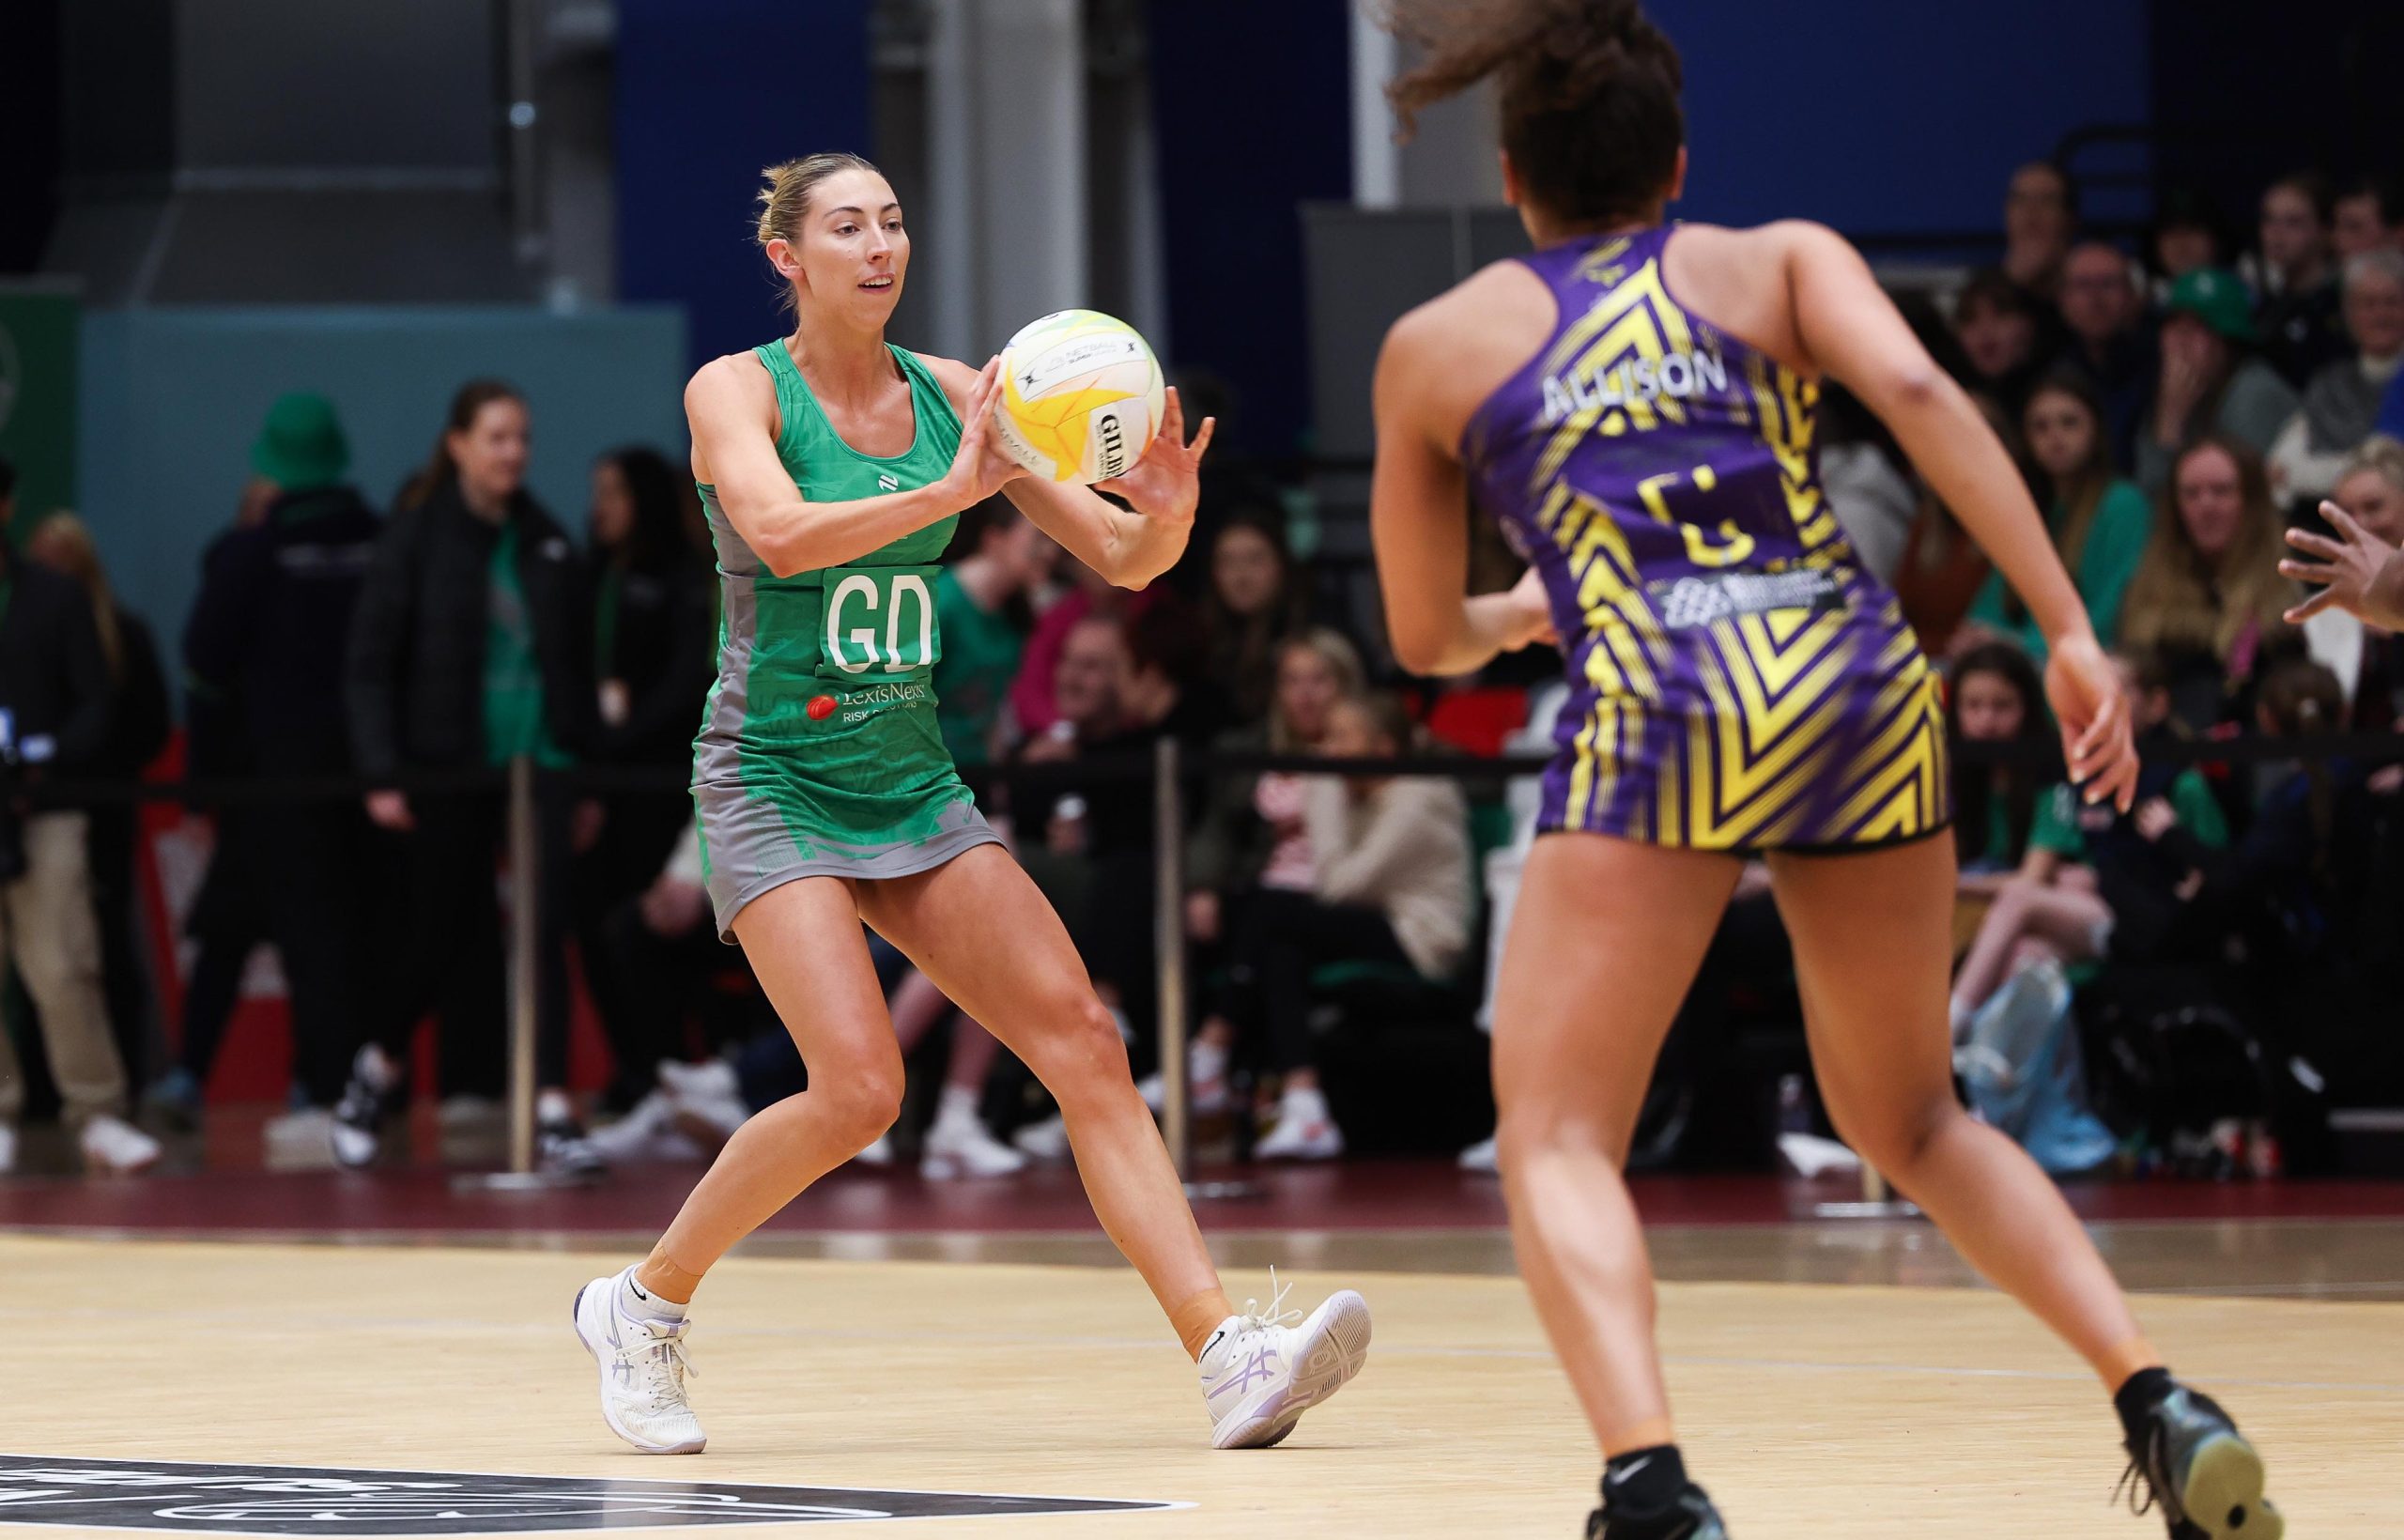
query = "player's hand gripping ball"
(991, 309, 1166, 485)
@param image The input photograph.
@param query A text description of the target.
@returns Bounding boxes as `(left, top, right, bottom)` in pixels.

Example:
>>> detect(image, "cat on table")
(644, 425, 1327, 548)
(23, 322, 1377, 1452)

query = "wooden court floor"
(11, 1235, 2399, 1537)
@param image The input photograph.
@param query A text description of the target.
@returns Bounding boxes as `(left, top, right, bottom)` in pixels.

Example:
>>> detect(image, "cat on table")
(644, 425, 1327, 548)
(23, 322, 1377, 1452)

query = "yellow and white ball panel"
(993, 308, 1166, 485)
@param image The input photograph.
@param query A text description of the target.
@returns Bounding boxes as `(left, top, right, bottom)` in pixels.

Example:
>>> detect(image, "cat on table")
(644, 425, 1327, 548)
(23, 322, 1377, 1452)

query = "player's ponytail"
(1379, 0, 1683, 228)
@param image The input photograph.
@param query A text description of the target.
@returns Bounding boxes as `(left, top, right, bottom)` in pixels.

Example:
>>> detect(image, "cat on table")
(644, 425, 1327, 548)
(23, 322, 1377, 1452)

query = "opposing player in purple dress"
(1365, 3, 2279, 1537)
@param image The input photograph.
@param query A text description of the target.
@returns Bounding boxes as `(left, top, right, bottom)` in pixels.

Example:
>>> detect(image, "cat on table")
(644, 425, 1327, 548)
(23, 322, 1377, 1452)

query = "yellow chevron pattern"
(1562, 601, 1949, 851)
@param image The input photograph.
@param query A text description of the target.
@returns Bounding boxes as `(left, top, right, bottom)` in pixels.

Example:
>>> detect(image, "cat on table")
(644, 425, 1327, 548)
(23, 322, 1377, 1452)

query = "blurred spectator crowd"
(1, 160, 2400, 1183)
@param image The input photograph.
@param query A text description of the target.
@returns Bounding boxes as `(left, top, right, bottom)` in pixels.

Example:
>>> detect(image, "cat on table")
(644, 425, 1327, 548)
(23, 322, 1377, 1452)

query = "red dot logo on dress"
(807, 695, 838, 720)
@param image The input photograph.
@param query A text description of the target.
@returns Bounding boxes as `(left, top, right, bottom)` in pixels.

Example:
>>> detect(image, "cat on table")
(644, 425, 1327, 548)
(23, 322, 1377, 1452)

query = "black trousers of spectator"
(257, 800, 382, 1106)
(1225, 888, 1413, 1075)
(586, 887, 721, 1111)
(362, 787, 574, 1098)
(573, 788, 693, 1108)
(177, 808, 269, 1086)
(83, 806, 158, 1097)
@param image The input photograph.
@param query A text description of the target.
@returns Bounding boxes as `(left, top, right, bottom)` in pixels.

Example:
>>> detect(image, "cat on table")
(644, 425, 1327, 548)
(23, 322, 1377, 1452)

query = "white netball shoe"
(1199, 1270, 1372, 1450)
(573, 1270, 705, 1455)
(919, 1107, 1026, 1179)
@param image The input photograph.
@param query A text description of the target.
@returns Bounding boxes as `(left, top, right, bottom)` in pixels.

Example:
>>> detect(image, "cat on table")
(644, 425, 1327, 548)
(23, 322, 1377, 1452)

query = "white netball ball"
(992, 309, 1166, 485)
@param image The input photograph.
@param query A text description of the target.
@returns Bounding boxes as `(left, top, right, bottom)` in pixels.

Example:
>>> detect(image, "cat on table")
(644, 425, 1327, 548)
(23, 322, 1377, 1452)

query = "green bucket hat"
(250, 392, 350, 490)
(2163, 268, 2256, 344)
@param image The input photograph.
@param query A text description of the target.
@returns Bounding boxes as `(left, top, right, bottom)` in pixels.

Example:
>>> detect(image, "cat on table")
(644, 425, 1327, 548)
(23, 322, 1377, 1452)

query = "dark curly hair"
(1379, 0, 1683, 228)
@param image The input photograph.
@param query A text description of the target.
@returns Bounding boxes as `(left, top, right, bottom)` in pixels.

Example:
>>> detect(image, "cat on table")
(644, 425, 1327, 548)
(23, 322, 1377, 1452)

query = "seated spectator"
(2268, 249, 2404, 507)
(1951, 649, 2227, 1028)
(2135, 270, 2301, 494)
(2120, 435, 2300, 729)
(1179, 629, 1367, 1115)
(1951, 270, 2045, 418)
(23, 514, 172, 1101)
(2299, 436, 2404, 730)
(1814, 386, 1915, 585)
(1948, 641, 2055, 902)
(589, 820, 1026, 1178)
(2000, 161, 2075, 300)
(2148, 188, 2228, 303)
(1234, 693, 1471, 1162)
(2203, 657, 2396, 1100)
(0, 460, 158, 1174)
(932, 498, 1056, 767)
(2255, 173, 2349, 391)
(1962, 371, 2151, 657)
(2052, 241, 2151, 467)
(1891, 393, 2013, 653)
(2334, 177, 2400, 264)
(1008, 560, 1154, 742)
(1201, 512, 1313, 727)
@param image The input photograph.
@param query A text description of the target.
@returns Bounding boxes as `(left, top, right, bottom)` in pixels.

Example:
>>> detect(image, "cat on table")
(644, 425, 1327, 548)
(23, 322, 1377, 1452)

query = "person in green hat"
(2137, 267, 2300, 493)
(178, 392, 389, 1142)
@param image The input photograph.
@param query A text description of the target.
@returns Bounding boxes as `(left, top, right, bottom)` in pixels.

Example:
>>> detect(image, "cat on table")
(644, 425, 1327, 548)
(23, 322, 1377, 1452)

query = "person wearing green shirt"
(931, 499, 1055, 766)
(1964, 371, 2152, 659)
(1951, 648, 2228, 1024)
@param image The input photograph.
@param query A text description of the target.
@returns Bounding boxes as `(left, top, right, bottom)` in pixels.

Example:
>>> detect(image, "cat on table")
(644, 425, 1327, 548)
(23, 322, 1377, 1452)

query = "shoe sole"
(1212, 1290, 1373, 1450)
(2182, 1432, 2279, 1540)
(571, 1279, 706, 1455)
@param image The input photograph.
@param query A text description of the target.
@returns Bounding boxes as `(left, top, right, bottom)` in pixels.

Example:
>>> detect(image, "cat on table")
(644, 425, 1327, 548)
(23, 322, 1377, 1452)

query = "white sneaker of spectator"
(918, 1088, 1026, 1179)
(79, 1114, 162, 1175)
(1010, 1115, 1072, 1163)
(1456, 1133, 1499, 1174)
(262, 1107, 337, 1172)
(592, 1094, 706, 1163)
(659, 1058, 748, 1147)
(851, 1132, 895, 1167)
(1254, 1085, 1343, 1162)
(1138, 1040, 1233, 1117)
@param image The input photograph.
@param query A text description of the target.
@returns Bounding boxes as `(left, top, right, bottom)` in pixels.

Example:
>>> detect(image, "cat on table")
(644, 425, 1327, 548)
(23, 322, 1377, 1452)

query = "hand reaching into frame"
(2282, 500, 2404, 633)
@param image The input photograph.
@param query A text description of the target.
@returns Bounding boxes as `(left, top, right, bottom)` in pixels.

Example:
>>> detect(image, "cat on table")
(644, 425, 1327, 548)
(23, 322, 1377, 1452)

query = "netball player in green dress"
(571, 153, 1370, 1456)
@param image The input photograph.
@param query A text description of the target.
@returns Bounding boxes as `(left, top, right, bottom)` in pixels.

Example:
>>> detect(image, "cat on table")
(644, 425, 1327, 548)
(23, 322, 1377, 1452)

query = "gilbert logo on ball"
(993, 309, 1166, 485)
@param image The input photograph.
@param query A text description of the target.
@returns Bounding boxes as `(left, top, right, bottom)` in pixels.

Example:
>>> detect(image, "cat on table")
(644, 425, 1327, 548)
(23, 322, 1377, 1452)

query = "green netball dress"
(692, 340, 1000, 940)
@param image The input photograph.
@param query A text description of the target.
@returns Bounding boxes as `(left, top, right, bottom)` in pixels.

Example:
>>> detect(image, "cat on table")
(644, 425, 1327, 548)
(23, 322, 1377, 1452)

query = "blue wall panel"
(1147, 0, 1355, 459)
(1638, 0, 2150, 235)
(615, 0, 873, 372)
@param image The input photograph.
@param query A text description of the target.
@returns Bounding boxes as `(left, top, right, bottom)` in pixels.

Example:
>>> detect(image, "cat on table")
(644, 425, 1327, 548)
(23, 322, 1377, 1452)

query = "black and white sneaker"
(540, 1116, 609, 1181)
(1587, 1483, 1728, 1540)
(330, 1045, 404, 1168)
(2118, 1382, 2281, 1539)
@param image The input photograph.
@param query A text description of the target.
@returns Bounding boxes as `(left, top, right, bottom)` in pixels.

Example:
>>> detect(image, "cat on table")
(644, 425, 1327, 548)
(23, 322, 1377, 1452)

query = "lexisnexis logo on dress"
(808, 682, 931, 726)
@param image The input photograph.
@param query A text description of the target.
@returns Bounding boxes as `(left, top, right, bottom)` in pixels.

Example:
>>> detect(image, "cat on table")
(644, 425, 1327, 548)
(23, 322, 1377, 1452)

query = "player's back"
(1453, 223, 1946, 852)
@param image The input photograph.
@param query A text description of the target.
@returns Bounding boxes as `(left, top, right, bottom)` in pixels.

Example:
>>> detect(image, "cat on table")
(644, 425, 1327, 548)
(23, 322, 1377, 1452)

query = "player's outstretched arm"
(687, 353, 1019, 578)
(1369, 306, 1553, 678)
(921, 354, 1212, 590)
(1782, 222, 2135, 810)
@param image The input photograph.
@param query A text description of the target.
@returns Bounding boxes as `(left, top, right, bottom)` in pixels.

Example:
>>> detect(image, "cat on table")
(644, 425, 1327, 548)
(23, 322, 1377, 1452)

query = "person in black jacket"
(23, 514, 173, 1104)
(0, 461, 159, 1173)
(182, 393, 385, 1122)
(576, 447, 715, 1112)
(340, 380, 601, 1175)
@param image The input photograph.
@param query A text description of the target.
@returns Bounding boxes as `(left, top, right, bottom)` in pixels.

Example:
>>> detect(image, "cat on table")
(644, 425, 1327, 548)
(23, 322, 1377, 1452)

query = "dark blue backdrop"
(1146, 0, 1356, 460)
(614, 0, 872, 373)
